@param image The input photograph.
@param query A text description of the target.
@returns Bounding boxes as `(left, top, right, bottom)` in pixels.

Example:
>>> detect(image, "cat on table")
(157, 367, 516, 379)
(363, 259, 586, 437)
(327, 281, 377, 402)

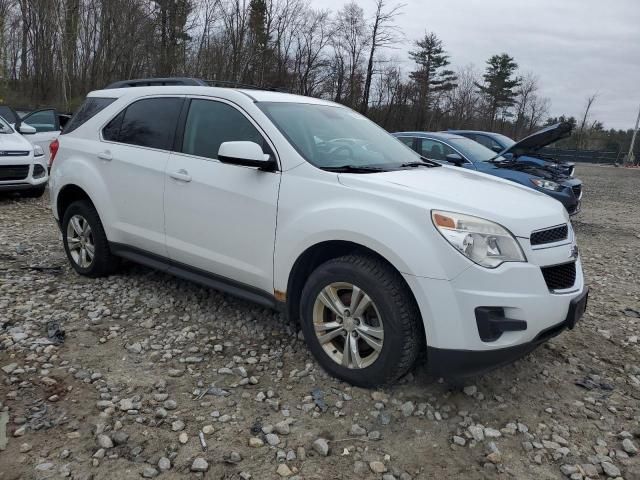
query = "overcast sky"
(322, 0, 640, 130)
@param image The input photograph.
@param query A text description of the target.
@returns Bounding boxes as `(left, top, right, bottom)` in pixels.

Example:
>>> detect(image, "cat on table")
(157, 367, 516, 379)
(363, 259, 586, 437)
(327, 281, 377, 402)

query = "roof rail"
(103, 77, 208, 89)
(103, 77, 288, 93)
(201, 79, 286, 92)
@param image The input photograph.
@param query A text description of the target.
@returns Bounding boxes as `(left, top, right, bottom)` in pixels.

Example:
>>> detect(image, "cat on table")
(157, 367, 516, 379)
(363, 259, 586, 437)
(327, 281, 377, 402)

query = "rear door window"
(63, 98, 115, 134)
(105, 97, 183, 150)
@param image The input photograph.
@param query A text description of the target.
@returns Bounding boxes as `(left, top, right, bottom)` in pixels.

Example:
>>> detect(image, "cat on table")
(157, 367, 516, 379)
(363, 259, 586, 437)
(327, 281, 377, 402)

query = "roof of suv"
(88, 86, 338, 106)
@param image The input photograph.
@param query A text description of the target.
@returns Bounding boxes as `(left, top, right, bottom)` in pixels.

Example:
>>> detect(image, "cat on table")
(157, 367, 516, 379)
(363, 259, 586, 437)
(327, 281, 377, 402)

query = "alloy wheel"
(312, 282, 384, 369)
(66, 214, 95, 268)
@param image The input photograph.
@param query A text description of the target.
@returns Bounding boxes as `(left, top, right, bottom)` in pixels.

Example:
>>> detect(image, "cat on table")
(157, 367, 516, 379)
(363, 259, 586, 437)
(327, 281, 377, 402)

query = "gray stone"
(191, 457, 209, 472)
(96, 434, 113, 449)
(622, 438, 638, 455)
(158, 457, 171, 471)
(601, 461, 620, 477)
(266, 433, 280, 446)
(350, 424, 367, 436)
(142, 467, 158, 478)
(312, 438, 329, 456)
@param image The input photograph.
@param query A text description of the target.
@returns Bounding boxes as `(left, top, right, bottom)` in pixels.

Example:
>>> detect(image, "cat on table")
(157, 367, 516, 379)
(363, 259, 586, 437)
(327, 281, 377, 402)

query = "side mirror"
(445, 153, 465, 166)
(18, 123, 36, 135)
(217, 141, 275, 170)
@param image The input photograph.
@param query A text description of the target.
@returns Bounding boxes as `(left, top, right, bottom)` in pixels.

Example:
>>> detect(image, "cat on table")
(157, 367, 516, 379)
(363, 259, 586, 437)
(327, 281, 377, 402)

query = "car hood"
(487, 159, 569, 181)
(0, 132, 32, 152)
(338, 166, 567, 238)
(502, 122, 572, 157)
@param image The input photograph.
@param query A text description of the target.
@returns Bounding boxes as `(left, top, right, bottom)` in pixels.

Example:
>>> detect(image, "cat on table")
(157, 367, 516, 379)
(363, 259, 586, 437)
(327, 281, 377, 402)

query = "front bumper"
(0, 161, 48, 192)
(427, 287, 588, 377)
(403, 233, 587, 377)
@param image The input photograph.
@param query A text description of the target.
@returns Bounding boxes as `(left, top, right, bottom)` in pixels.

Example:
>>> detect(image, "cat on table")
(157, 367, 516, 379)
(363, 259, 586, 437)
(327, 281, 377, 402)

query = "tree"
(359, 0, 403, 115)
(476, 53, 521, 129)
(408, 32, 457, 130)
(333, 2, 368, 107)
(576, 93, 597, 149)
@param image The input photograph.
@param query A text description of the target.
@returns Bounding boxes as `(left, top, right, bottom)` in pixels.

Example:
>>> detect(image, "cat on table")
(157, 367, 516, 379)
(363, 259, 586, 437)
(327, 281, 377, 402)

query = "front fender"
(273, 167, 471, 293)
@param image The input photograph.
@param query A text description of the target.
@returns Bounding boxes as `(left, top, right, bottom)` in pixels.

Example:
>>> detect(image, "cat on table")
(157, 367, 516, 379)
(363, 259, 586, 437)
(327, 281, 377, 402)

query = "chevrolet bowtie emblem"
(570, 245, 579, 259)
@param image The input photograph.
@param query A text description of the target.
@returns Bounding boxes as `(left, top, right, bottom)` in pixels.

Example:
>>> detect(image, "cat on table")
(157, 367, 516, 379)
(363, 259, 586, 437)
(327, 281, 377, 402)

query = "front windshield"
(447, 137, 506, 163)
(0, 115, 13, 134)
(257, 102, 422, 170)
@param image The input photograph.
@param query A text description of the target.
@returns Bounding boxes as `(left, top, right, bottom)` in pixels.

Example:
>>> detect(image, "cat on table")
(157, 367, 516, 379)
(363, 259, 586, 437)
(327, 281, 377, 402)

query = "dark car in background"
(450, 123, 576, 177)
(393, 131, 583, 215)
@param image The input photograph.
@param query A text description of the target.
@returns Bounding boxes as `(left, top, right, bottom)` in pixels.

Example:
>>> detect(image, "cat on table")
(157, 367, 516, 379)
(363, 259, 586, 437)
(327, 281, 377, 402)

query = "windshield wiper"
(400, 156, 441, 168)
(322, 165, 387, 173)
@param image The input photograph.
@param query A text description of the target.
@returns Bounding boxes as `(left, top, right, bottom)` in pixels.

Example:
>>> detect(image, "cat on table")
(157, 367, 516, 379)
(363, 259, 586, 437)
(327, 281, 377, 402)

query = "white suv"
(49, 82, 588, 387)
(0, 115, 48, 197)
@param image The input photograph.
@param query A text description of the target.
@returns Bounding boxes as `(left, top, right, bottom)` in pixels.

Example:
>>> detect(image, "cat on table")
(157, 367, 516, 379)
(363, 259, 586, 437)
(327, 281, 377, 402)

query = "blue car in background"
(449, 123, 576, 177)
(393, 130, 583, 215)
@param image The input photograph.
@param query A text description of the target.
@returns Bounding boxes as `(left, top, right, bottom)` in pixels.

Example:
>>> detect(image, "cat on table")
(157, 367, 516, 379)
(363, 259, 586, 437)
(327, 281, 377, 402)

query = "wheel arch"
(56, 184, 98, 221)
(284, 240, 424, 342)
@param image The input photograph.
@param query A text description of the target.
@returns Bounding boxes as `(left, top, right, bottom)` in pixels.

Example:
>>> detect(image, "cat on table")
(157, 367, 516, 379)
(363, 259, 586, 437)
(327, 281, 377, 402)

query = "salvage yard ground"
(1, 163, 639, 480)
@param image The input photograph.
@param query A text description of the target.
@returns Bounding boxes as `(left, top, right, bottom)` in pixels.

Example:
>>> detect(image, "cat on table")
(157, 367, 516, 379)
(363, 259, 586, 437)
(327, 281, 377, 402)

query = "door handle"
(97, 151, 112, 161)
(169, 169, 192, 182)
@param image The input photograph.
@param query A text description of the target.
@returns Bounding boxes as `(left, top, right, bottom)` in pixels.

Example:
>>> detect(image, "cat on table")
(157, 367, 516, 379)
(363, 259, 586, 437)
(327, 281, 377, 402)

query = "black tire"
(299, 254, 422, 387)
(22, 185, 46, 198)
(61, 200, 119, 277)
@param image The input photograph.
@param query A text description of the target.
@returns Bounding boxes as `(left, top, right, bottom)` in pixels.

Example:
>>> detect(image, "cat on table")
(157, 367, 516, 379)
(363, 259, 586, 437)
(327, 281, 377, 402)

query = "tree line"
(0, 0, 634, 153)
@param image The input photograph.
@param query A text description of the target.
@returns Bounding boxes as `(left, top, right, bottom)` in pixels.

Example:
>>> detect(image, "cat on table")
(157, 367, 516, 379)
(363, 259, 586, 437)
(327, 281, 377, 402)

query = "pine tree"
(409, 32, 457, 130)
(476, 53, 521, 129)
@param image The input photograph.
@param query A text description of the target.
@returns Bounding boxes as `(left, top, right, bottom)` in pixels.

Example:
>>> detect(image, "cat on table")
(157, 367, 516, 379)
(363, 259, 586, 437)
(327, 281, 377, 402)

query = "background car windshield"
(0, 115, 12, 134)
(492, 133, 516, 148)
(447, 137, 505, 162)
(258, 102, 421, 169)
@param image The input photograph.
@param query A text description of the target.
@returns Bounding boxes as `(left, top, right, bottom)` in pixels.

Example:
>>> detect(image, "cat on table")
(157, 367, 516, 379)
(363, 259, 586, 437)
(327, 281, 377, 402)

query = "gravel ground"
(1, 163, 639, 480)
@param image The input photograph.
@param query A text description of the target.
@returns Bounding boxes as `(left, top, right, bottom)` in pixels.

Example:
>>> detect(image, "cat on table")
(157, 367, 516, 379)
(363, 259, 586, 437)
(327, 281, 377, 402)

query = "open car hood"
(502, 122, 572, 157)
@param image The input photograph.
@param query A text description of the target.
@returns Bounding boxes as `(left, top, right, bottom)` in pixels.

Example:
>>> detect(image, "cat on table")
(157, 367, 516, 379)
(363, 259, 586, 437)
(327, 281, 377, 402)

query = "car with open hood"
(49, 79, 588, 386)
(393, 131, 582, 215)
(450, 122, 576, 177)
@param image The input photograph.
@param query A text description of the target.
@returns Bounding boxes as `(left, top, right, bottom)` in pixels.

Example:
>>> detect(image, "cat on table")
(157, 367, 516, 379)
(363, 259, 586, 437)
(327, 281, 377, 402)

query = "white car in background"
(0, 115, 48, 197)
(0, 105, 68, 166)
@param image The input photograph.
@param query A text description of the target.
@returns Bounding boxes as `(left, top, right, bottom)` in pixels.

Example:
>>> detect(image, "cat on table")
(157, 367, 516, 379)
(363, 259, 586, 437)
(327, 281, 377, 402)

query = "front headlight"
(33, 145, 44, 157)
(432, 210, 526, 268)
(531, 178, 561, 191)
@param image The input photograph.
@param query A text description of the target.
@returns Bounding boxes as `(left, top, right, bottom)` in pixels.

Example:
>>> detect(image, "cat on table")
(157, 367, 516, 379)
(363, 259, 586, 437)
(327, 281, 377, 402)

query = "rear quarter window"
(63, 97, 116, 134)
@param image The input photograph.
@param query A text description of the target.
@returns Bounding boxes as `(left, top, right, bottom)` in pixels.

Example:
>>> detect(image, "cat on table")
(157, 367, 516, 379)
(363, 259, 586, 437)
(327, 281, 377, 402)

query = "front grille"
(0, 150, 29, 157)
(541, 262, 576, 291)
(0, 165, 29, 181)
(571, 184, 582, 199)
(530, 224, 568, 245)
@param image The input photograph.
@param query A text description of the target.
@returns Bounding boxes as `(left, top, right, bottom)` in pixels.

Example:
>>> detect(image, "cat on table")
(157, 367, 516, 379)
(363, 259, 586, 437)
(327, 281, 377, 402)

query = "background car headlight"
(432, 210, 526, 268)
(33, 145, 44, 157)
(531, 178, 562, 191)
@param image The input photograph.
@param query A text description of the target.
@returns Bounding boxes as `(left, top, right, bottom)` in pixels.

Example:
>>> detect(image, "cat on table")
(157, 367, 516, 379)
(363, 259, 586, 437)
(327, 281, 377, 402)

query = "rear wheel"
(62, 200, 119, 277)
(299, 254, 422, 387)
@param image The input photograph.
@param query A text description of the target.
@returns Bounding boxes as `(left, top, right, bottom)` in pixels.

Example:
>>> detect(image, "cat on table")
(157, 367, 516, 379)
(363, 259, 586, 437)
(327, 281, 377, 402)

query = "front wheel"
(299, 254, 422, 387)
